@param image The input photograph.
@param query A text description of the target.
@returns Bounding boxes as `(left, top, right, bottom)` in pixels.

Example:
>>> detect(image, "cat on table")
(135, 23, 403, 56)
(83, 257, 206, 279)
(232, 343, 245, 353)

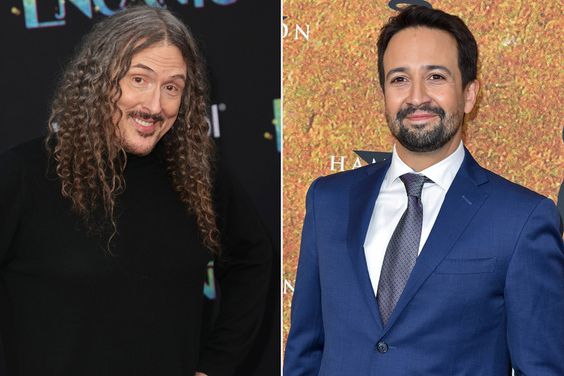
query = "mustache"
(128, 111, 164, 122)
(396, 104, 445, 121)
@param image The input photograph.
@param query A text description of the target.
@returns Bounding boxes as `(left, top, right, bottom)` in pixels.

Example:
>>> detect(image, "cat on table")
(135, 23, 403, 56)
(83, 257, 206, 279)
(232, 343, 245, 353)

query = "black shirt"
(0, 138, 271, 376)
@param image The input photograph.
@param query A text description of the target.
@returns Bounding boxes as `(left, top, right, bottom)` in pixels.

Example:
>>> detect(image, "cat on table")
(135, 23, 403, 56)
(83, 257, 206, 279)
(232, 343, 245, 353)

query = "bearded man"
(284, 5, 564, 376)
(0, 6, 271, 376)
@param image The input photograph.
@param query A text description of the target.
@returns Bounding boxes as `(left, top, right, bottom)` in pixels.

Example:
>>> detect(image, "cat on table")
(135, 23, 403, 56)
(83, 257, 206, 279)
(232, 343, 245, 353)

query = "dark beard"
(387, 104, 462, 153)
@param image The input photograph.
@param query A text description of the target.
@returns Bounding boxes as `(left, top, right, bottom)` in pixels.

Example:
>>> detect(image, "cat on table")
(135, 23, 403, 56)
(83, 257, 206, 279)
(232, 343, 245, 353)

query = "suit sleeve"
(197, 168, 273, 376)
(284, 178, 324, 376)
(505, 198, 564, 376)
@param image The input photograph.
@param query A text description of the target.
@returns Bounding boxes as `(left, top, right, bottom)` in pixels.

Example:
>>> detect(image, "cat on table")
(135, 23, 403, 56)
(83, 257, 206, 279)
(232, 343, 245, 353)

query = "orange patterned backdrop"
(282, 0, 563, 347)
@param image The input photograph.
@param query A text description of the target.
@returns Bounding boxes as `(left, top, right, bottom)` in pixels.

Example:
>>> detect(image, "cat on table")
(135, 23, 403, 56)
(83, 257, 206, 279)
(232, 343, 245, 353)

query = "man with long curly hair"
(0, 6, 271, 376)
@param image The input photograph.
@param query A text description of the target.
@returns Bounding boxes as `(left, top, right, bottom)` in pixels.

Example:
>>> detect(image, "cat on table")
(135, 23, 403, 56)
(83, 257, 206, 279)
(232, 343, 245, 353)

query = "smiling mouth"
(406, 113, 438, 121)
(133, 117, 154, 127)
(129, 115, 160, 135)
(126, 110, 165, 132)
(397, 104, 445, 125)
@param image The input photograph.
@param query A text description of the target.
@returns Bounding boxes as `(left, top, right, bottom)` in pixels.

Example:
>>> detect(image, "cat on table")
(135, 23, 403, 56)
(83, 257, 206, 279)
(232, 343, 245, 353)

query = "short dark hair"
(377, 5, 478, 90)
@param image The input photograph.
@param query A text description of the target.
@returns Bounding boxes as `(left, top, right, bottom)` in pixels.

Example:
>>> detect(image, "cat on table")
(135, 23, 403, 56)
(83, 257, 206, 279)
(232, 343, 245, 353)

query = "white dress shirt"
(363, 142, 465, 296)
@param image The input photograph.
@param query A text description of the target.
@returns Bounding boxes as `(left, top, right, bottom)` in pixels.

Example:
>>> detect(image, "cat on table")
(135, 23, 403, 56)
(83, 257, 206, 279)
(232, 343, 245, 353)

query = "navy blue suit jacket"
(284, 150, 564, 375)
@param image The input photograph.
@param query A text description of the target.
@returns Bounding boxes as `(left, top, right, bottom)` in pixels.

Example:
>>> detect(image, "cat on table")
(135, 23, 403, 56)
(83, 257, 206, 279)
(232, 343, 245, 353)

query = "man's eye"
(429, 74, 445, 80)
(390, 76, 407, 84)
(164, 84, 182, 96)
(132, 76, 145, 85)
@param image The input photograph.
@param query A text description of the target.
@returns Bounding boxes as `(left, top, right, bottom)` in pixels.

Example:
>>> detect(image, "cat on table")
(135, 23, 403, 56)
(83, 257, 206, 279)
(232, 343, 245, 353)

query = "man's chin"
(390, 120, 455, 153)
(396, 131, 454, 153)
(398, 141, 442, 153)
(123, 138, 158, 156)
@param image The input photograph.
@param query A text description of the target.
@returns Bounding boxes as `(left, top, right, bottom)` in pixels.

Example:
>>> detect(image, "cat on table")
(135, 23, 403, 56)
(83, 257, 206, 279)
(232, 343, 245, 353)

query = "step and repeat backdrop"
(283, 0, 563, 345)
(0, 0, 280, 374)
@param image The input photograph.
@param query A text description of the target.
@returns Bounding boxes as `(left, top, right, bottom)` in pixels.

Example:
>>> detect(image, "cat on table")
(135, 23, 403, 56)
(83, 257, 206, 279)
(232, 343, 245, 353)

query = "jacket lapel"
(347, 160, 391, 330)
(382, 150, 490, 333)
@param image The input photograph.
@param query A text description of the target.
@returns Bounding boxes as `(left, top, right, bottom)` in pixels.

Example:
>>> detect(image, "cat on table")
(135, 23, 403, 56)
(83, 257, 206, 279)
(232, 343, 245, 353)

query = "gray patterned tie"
(377, 173, 431, 325)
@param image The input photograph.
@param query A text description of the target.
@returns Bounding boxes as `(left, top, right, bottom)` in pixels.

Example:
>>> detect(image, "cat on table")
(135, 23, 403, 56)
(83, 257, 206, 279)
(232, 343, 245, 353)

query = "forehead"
(383, 27, 458, 72)
(129, 42, 187, 74)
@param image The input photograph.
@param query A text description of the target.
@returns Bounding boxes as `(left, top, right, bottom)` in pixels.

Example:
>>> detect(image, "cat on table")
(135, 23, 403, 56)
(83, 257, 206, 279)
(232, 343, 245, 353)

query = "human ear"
(463, 80, 480, 114)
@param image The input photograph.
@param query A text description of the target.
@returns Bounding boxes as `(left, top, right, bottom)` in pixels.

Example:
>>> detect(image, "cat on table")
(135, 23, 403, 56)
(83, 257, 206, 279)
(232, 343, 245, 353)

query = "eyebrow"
(130, 63, 187, 81)
(425, 65, 453, 76)
(385, 65, 453, 80)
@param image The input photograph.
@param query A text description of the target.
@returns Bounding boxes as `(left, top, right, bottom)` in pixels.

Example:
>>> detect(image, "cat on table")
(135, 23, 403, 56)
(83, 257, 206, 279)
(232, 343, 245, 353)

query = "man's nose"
(406, 80, 431, 106)
(143, 87, 162, 115)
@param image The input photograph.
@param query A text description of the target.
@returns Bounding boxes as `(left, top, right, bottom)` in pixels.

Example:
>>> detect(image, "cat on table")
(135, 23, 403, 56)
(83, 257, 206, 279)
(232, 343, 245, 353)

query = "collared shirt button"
(376, 341, 388, 353)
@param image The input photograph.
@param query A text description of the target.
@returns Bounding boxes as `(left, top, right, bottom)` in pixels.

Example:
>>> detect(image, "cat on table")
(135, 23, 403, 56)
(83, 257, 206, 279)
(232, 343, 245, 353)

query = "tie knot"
(400, 173, 430, 198)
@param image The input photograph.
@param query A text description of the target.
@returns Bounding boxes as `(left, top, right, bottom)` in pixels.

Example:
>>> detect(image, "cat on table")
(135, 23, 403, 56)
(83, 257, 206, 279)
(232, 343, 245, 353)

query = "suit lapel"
(347, 160, 390, 330)
(382, 150, 490, 333)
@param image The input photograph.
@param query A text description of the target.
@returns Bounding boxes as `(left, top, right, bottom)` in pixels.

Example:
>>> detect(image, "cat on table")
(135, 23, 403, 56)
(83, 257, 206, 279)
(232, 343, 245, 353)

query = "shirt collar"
(384, 141, 465, 191)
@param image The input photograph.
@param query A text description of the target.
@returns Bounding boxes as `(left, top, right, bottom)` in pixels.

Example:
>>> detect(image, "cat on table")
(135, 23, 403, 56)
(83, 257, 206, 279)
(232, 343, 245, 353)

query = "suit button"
(376, 341, 388, 353)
